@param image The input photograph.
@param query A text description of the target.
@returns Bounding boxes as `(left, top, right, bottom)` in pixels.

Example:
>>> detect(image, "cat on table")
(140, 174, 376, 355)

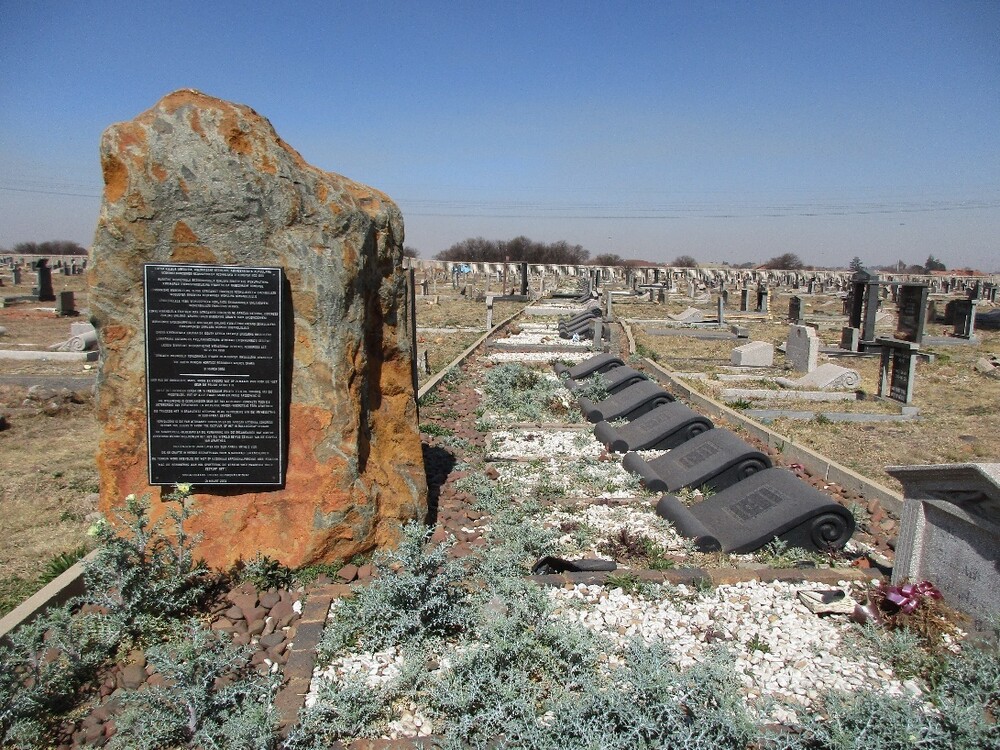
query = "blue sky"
(1, 1, 998, 269)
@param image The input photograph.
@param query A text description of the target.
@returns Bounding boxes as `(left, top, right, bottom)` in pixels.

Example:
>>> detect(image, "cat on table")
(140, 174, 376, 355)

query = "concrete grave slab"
(720, 388, 858, 402)
(622, 429, 771, 495)
(654, 467, 855, 553)
(593, 401, 713, 453)
(888, 463, 1000, 635)
(577, 379, 675, 423)
(731, 341, 774, 367)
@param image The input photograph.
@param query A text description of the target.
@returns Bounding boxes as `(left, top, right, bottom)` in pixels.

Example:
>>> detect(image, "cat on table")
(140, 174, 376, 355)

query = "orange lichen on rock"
(89, 89, 425, 569)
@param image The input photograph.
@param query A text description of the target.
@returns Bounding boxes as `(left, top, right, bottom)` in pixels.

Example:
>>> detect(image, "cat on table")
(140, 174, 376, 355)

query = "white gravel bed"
(484, 351, 594, 363)
(486, 428, 603, 459)
(493, 330, 589, 347)
(307, 578, 914, 737)
(548, 579, 912, 724)
(490, 458, 648, 499)
(542, 502, 690, 557)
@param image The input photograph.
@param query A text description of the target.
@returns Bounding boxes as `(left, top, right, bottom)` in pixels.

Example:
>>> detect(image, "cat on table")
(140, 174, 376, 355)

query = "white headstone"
(786, 324, 819, 372)
(888, 463, 1000, 635)
(730, 341, 774, 367)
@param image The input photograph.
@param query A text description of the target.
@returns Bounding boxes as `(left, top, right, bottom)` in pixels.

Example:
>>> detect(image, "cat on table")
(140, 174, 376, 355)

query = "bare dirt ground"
(624, 290, 1000, 494)
(1, 271, 100, 613)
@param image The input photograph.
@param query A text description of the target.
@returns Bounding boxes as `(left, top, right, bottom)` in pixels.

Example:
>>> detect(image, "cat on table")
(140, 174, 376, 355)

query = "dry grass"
(630, 291, 1000, 493)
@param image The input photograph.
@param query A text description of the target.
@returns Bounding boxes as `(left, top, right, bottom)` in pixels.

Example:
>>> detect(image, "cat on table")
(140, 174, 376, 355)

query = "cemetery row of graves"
(1, 258, 999, 748)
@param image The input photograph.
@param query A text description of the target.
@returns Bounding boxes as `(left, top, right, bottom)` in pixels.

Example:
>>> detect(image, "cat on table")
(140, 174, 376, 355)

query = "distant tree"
(671, 255, 698, 268)
(402, 246, 420, 258)
(849, 256, 864, 272)
(762, 253, 804, 270)
(735, 261, 756, 269)
(925, 254, 946, 272)
(592, 253, 625, 266)
(12, 240, 87, 256)
(434, 236, 590, 265)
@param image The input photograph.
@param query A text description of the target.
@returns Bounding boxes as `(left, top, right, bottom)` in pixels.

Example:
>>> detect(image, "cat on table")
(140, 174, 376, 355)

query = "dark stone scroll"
(594, 402, 713, 453)
(623, 429, 770, 495)
(654, 468, 855, 553)
(144, 263, 286, 486)
(577, 379, 675, 423)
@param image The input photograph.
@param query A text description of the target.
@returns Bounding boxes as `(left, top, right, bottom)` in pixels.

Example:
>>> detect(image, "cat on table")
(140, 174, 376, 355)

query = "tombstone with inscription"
(895, 284, 928, 344)
(786, 324, 819, 372)
(36, 259, 55, 301)
(89, 90, 427, 569)
(593, 401, 713, 453)
(56, 290, 76, 317)
(888, 463, 1000, 636)
(876, 337, 918, 404)
(787, 296, 803, 324)
(564, 365, 647, 396)
(848, 269, 881, 344)
(740, 288, 751, 312)
(756, 285, 770, 313)
(553, 352, 623, 380)
(623, 428, 771, 495)
(577, 379, 675, 423)
(952, 299, 977, 339)
(654, 468, 855, 553)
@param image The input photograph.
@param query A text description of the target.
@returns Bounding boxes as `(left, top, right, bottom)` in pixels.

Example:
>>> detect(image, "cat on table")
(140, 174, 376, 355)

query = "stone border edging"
(0, 549, 98, 646)
(619, 320, 904, 516)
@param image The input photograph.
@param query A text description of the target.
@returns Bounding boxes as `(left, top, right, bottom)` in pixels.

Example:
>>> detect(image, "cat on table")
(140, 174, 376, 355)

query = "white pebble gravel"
(547, 579, 909, 717)
(487, 429, 603, 459)
(485, 351, 593, 363)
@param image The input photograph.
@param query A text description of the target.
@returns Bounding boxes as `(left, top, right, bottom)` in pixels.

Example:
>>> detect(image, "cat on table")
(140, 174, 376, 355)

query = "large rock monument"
(89, 90, 426, 569)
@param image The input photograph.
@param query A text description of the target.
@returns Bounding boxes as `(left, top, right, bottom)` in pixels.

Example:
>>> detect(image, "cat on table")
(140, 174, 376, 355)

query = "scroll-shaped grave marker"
(622, 428, 770, 494)
(560, 316, 605, 338)
(554, 352, 624, 379)
(594, 401, 713, 453)
(578, 378, 674, 423)
(654, 467, 855, 553)
(557, 307, 601, 334)
(564, 365, 647, 395)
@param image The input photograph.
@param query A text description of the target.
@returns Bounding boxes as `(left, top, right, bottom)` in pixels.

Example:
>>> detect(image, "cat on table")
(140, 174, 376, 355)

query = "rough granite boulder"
(89, 89, 426, 569)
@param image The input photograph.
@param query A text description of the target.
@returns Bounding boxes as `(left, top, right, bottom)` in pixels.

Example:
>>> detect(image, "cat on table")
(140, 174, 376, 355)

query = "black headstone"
(36, 259, 55, 301)
(144, 263, 286, 486)
(577, 379, 674, 423)
(553, 352, 624, 379)
(654, 467, 855, 553)
(564, 365, 647, 395)
(895, 284, 928, 344)
(622, 429, 771, 494)
(593, 401, 713, 453)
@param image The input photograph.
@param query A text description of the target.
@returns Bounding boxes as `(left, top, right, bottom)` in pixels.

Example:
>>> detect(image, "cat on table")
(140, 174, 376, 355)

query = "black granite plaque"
(144, 264, 285, 485)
